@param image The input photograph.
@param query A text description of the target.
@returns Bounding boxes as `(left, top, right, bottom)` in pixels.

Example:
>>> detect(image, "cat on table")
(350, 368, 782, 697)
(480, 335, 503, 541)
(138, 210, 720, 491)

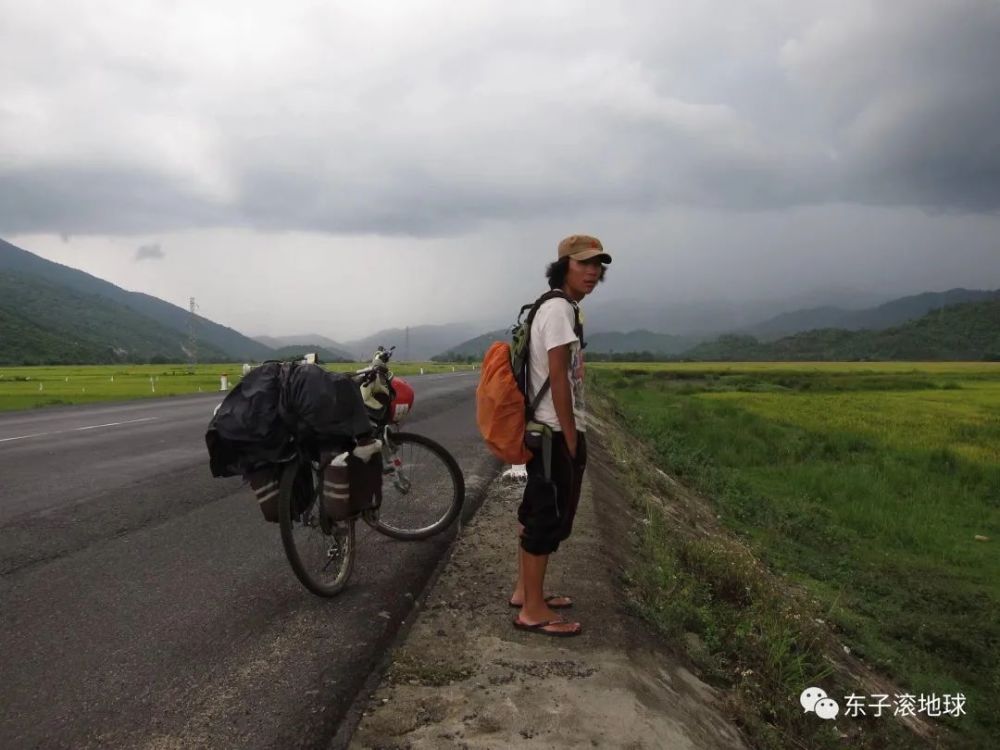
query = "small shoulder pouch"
(524, 419, 554, 484)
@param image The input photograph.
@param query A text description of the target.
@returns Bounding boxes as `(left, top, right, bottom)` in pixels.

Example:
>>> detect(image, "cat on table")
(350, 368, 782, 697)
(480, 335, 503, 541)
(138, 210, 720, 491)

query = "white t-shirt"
(526, 296, 585, 433)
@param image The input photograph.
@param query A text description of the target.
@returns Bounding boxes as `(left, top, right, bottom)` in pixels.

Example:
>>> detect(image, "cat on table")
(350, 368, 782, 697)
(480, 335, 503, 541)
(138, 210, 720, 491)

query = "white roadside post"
(150, 376, 155, 393)
(220, 373, 230, 391)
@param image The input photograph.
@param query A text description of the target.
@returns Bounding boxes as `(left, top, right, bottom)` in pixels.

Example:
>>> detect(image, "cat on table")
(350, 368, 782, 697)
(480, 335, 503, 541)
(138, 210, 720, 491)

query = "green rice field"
(592, 361, 1000, 749)
(0, 361, 475, 412)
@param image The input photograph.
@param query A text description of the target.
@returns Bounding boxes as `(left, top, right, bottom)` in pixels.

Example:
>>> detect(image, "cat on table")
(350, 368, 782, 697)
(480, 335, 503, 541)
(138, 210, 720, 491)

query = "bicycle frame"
(352, 346, 416, 497)
(378, 425, 412, 495)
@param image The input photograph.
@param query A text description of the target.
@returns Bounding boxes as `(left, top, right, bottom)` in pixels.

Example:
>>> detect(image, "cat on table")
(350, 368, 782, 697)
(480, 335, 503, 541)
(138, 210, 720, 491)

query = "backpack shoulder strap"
(522, 289, 569, 326)
(523, 290, 584, 418)
(529, 290, 584, 346)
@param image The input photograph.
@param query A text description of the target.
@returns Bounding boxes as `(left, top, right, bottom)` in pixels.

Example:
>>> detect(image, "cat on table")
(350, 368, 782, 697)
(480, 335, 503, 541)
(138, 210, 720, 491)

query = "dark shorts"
(517, 432, 587, 555)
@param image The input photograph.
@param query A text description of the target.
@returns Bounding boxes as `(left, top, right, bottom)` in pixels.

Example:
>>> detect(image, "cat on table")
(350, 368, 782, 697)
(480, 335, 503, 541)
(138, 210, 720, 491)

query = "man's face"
(567, 257, 604, 298)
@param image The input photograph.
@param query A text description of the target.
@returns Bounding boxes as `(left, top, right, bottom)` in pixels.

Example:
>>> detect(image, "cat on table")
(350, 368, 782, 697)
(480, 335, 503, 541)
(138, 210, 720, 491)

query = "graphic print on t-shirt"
(570, 345, 585, 416)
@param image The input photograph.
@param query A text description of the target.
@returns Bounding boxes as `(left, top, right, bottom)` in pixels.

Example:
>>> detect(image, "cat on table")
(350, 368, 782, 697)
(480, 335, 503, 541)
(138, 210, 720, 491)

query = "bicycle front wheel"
(278, 460, 356, 597)
(370, 432, 464, 541)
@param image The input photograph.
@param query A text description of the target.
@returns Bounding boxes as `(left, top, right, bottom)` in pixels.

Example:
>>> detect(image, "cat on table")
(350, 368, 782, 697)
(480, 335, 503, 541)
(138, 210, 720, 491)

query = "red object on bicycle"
(389, 377, 414, 423)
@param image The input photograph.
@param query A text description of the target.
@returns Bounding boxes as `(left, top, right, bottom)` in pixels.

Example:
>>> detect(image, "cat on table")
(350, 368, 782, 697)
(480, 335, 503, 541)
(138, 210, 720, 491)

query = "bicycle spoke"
(373, 433, 463, 540)
(279, 463, 355, 597)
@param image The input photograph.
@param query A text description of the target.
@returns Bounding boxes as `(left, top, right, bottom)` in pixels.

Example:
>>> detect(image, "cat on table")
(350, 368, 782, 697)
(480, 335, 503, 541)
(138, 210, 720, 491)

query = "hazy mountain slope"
(746, 288, 1000, 340)
(0, 239, 272, 360)
(253, 334, 355, 361)
(344, 323, 486, 361)
(685, 299, 1000, 361)
(0, 270, 231, 364)
(267, 345, 356, 363)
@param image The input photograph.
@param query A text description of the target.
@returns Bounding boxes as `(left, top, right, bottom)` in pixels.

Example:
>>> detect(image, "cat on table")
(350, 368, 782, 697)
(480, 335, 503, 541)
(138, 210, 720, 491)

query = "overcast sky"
(2, 1, 999, 339)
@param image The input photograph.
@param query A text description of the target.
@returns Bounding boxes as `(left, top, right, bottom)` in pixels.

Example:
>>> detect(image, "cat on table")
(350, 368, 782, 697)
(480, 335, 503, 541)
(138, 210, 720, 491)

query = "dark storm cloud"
(0, 167, 230, 235)
(1, 1, 999, 237)
(782, 0, 1000, 213)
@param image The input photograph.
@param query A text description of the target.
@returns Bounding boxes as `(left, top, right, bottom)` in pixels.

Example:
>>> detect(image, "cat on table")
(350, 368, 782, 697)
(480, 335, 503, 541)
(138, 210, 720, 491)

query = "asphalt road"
(0, 372, 499, 749)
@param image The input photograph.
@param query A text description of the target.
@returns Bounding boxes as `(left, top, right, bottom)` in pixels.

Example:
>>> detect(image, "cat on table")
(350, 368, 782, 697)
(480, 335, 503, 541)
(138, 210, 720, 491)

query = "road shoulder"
(349, 428, 748, 749)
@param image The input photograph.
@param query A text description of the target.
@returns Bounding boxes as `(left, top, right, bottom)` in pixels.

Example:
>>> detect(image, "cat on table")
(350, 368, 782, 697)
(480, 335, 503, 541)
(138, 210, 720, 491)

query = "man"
(510, 234, 611, 637)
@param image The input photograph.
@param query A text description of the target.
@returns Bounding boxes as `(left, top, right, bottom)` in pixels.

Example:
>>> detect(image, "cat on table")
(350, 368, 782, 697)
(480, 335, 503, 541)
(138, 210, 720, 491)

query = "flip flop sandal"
(512, 617, 582, 638)
(508, 594, 573, 609)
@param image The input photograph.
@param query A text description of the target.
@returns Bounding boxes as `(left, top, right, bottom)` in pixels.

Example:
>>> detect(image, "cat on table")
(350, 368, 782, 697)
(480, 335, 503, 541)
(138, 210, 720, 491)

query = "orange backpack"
(475, 291, 582, 464)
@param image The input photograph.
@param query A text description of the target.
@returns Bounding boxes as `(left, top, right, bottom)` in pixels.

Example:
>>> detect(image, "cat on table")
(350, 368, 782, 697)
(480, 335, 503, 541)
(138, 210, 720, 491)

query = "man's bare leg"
(510, 529, 572, 608)
(517, 548, 580, 633)
(512, 545, 525, 604)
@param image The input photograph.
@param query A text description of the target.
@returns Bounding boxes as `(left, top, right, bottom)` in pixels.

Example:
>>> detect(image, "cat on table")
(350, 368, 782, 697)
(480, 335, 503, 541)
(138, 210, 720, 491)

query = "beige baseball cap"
(558, 234, 612, 264)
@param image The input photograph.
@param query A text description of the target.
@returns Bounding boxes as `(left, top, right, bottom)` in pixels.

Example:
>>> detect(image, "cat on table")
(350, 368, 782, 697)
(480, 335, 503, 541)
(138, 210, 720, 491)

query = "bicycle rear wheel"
(369, 432, 464, 541)
(278, 460, 356, 597)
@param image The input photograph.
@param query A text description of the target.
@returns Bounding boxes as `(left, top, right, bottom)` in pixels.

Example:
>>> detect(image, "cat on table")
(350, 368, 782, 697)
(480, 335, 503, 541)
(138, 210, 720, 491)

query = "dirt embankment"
(349, 423, 748, 749)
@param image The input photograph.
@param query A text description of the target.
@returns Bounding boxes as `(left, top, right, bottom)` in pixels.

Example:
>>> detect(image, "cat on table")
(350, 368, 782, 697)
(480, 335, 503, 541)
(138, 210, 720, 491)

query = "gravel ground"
(349, 426, 748, 750)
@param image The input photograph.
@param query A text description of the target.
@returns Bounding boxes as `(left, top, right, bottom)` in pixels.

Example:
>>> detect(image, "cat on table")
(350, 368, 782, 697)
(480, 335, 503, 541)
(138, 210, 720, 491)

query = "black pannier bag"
(247, 467, 281, 522)
(348, 454, 383, 514)
(321, 452, 383, 522)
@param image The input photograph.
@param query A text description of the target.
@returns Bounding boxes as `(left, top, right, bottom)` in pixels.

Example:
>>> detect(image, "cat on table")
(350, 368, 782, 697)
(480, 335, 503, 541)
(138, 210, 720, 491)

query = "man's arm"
(548, 343, 577, 457)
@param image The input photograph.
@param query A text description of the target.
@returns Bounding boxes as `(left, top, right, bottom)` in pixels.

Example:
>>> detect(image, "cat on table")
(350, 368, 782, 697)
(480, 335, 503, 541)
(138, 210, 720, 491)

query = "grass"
(591, 362, 1000, 750)
(0, 361, 477, 412)
(589, 361, 1000, 375)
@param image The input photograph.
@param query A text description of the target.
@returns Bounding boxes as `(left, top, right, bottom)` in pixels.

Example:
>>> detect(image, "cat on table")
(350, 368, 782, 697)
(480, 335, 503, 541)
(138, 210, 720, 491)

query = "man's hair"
(546, 257, 608, 289)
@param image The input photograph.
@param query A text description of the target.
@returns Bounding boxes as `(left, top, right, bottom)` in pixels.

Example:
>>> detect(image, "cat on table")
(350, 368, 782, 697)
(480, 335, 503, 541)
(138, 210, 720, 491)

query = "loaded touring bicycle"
(207, 347, 464, 597)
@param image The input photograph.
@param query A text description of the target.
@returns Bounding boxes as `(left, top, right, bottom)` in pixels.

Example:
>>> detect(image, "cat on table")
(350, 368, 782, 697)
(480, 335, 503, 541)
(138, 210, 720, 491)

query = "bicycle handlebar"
(353, 345, 396, 384)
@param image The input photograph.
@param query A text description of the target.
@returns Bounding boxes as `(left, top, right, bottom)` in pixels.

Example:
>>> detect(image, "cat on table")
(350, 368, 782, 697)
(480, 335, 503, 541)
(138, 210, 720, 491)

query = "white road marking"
(0, 417, 160, 444)
(73, 417, 159, 432)
(0, 431, 51, 444)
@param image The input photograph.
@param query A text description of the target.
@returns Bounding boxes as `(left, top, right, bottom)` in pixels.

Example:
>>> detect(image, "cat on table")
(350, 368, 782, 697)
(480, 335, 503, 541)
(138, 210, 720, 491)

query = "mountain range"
(579, 287, 892, 337)
(1, 238, 997, 365)
(743, 288, 1000, 340)
(435, 288, 1000, 360)
(253, 335, 356, 361)
(0, 239, 271, 362)
(0, 268, 234, 365)
(683, 299, 1000, 361)
(254, 324, 487, 362)
(434, 328, 702, 360)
